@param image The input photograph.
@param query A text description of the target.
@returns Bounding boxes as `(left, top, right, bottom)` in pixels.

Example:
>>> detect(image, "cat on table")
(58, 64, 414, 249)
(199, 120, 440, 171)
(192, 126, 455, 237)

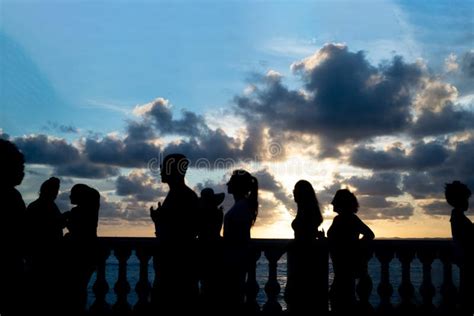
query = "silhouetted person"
(285, 180, 327, 315)
(150, 153, 199, 315)
(25, 177, 66, 314)
(327, 189, 374, 314)
(223, 169, 258, 315)
(0, 139, 26, 316)
(197, 188, 225, 313)
(62, 184, 100, 315)
(445, 181, 473, 314)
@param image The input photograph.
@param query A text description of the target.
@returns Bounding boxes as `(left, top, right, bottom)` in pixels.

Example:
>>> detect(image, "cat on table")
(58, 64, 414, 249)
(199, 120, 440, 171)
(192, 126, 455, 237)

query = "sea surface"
(87, 252, 460, 310)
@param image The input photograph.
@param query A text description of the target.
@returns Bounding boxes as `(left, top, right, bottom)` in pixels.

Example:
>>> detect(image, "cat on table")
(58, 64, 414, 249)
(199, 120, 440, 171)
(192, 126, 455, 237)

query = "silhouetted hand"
(150, 202, 162, 223)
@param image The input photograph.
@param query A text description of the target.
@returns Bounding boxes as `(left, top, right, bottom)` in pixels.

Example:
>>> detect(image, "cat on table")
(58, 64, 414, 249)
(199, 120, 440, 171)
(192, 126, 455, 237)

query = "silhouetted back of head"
(70, 184, 91, 206)
(227, 169, 259, 225)
(200, 187, 225, 208)
(445, 180, 471, 210)
(88, 187, 101, 211)
(39, 177, 60, 200)
(332, 189, 359, 214)
(0, 139, 25, 187)
(161, 153, 189, 183)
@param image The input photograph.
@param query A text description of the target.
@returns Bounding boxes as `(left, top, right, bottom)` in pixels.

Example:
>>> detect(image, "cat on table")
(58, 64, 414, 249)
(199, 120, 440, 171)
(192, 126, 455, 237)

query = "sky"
(1, 0, 473, 238)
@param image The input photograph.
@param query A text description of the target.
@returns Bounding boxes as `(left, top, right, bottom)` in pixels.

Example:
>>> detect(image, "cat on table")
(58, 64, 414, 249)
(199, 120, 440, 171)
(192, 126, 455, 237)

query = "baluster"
(245, 247, 261, 315)
(376, 248, 394, 312)
(418, 248, 436, 312)
(439, 247, 457, 313)
(112, 247, 132, 315)
(134, 246, 152, 315)
(262, 246, 285, 315)
(397, 247, 415, 312)
(356, 246, 374, 314)
(89, 245, 111, 315)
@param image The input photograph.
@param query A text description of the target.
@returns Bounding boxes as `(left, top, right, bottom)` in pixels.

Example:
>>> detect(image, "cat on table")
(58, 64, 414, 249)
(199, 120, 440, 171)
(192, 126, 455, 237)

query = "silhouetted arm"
(357, 217, 375, 240)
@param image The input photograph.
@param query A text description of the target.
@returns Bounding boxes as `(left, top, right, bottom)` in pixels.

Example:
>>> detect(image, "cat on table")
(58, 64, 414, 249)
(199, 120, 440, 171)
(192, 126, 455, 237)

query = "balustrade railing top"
(89, 238, 460, 315)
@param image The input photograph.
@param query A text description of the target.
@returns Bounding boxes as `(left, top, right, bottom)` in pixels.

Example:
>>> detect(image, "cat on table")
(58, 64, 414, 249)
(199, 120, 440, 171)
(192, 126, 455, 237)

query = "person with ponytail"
(222, 170, 259, 315)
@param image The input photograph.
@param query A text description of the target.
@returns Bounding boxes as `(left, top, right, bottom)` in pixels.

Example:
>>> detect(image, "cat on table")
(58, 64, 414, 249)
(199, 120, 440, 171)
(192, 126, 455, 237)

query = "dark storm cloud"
(347, 173, 413, 220)
(350, 141, 450, 171)
(115, 171, 165, 202)
(347, 172, 402, 196)
(162, 127, 263, 164)
(359, 201, 414, 220)
(255, 169, 294, 211)
(55, 159, 120, 179)
(410, 105, 474, 137)
(140, 98, 209, 137)
(419, 200, 451, 216)
(316, 173, 413, 220)
(85, 136, 161, 168)
(235, 44, 425, 156)
(126, 120, 156, 141)
(400, 137, 474, 217)
(14, 134, 80, 165)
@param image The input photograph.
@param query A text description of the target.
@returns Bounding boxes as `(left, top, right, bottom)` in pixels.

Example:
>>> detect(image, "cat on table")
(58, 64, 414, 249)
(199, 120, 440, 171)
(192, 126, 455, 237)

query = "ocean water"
(87, 252, 460, 310)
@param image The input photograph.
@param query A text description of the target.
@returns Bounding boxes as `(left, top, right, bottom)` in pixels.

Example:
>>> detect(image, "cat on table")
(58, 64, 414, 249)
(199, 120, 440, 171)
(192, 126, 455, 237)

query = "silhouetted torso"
(26, 197, 64, 245)
(224, 199, 253, 243)
(450, 208, 474, 256)
(152, 184, 199, 314)
(198, 205, 223, 241)
(327, 213, 367, 243)
(0, 185, 26, 315)
(66, 204, 98, 242)
(0, 186, 26, 270)
(292, 210, 322, 241)
(155, 185, 199, 243)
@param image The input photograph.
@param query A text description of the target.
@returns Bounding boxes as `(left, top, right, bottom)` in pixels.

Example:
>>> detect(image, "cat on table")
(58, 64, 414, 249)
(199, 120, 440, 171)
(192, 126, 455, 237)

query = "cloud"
(44, 121, 79, 134)
(115, 170, 165, 202)
(134, 97, 209, 137)
(55, 159, 120, 179)
(418, 199, 451, 216)
(347, 172, 403, 196)
(255, 169, 294, 212)
(14, 134, 80, 165)
(410, 104, 474, 137)
(235, 44, 427, 156)
(444, 50, 474, 95)
(85, 136, 161, 168)
(316, 172, 413, 220)
(350, 141, 450, 171)
(400, 137, 474, 210)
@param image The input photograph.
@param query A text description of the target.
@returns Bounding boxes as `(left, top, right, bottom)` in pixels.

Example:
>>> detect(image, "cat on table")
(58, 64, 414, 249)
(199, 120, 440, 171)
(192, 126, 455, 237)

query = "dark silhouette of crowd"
(0, 138, 472, 315)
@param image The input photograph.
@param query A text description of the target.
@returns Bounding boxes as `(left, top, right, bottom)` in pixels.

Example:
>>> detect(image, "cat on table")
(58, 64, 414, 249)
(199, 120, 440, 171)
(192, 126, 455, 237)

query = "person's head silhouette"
(0, 139, 25, 187)
(70, 184, 91, 206)
(39, 177, 60, 201)
(293, 180, 318, 206)
(445, 180, 471, 211)
(160, 153, 189, 184)
(227, 169, 259, 225)
(331, 188, 359, 215)
(227, 170, 254, 197)
(200, 187, 225, 209)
